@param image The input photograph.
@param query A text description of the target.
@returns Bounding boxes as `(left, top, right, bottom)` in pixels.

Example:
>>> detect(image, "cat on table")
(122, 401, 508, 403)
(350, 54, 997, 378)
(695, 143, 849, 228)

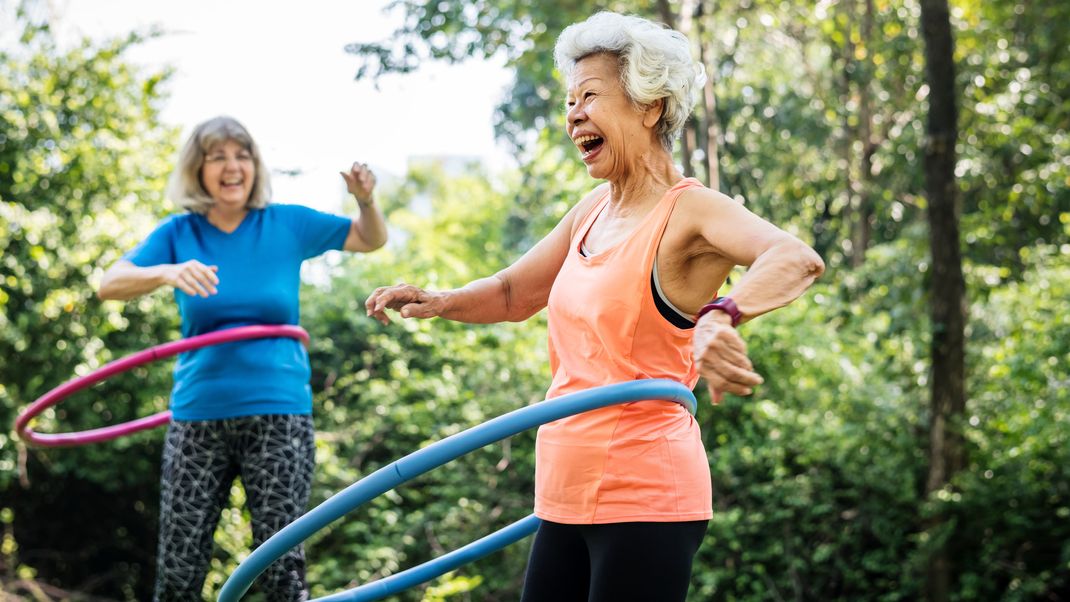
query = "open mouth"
(575, 134, 604, 158)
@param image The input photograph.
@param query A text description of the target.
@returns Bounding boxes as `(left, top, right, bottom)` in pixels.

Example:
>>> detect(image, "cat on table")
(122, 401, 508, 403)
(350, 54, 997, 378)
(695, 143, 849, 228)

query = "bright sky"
(46, 0, 515, 212)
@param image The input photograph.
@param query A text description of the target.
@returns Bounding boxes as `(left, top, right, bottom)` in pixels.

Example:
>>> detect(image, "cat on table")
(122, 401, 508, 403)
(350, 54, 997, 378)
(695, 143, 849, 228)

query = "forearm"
(725, 240, 825, 323)
(439, 273, 542, 323)
(354, 200, 388, 249)
(97, 263, 171, 301)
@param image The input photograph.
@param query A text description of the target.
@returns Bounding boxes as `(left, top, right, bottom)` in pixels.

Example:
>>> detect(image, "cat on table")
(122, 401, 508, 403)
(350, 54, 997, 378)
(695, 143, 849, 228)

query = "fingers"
(709, 360, 763, 395)
(365, 284, 431, 325)
(345, 162, 376, 202)
(694, 324, 763, 401)
(699, 345, 763, 393)
(346, 162, 373, 182)
(365, 286, 394, 325)
(707, 382, 724, 405)
(172, 262, 218, 297)
(173, 276, 202, 298)
(179, 272, 212, 297)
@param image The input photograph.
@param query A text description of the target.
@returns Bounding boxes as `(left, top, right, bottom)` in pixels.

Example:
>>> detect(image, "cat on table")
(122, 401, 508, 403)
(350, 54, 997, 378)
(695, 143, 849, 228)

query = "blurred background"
(1, 0, 1067, 600)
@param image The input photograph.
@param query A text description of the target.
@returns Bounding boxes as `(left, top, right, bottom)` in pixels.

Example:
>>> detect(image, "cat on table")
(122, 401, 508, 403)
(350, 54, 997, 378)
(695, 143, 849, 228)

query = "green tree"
(919, 0, 965, 599)
(0, 15, 179, 599)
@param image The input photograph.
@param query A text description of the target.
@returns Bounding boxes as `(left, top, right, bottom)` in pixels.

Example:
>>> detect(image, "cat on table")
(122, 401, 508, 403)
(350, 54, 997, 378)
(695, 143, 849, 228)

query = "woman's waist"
(538, 399, 697, 444)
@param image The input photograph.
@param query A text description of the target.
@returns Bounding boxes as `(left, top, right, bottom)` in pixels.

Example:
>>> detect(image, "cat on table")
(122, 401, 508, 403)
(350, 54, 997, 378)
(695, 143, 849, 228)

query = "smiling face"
(565, 53, 662, 181)
(200, 139, 255, 211)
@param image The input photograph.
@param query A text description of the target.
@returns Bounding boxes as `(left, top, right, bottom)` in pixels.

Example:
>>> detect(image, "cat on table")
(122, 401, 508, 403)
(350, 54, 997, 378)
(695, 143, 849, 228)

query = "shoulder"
(677, 185, 740, 213)
(673, 186, 760, 229)
(264, 203, 303, 216)
(262, 204, 314, 229)
(265, 203, 339, 221)
(152, 213, 195, 234)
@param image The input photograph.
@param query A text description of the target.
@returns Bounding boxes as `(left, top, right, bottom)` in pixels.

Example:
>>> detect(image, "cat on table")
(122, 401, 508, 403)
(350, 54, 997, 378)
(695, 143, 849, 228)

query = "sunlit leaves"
(0, 16, 180, 599)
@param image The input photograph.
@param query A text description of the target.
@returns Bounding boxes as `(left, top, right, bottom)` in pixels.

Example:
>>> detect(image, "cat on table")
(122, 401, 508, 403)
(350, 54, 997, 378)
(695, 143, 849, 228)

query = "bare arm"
(97, 259, 219, 301)
(340, 162, 388, 252)
(681, 188, 825, 402)
(710, 237, 825, 323)
(365, 188, 602, 325)
(686, 188, 825, 320)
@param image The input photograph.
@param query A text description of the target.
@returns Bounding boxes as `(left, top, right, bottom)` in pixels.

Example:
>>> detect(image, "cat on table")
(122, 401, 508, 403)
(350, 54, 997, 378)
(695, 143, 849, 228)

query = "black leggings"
(520, 519, 708, 602)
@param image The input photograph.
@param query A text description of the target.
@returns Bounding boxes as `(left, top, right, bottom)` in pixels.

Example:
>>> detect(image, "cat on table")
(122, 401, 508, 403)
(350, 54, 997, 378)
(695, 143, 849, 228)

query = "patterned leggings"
(153, 414, 315, 602)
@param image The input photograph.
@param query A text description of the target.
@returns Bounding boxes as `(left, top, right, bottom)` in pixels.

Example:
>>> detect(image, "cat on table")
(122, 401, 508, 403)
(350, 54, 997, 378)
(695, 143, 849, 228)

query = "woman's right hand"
(692, 310, 763, 404)
(164, 260, 219, 297)
(365, 284, 447, 325)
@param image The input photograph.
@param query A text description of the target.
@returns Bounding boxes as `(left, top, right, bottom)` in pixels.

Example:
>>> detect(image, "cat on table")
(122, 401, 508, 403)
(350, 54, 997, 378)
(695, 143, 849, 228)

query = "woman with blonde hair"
(99, 116, 387, 601)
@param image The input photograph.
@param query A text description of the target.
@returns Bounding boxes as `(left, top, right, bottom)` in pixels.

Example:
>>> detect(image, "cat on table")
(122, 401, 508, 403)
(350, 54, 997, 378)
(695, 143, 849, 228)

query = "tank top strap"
(630, 177, 705, 271)
(571, 187, 613, 246)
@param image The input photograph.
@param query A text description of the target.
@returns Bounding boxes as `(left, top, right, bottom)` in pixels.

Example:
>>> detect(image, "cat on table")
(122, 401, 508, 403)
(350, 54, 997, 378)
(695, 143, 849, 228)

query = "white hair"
(554, 11, 706, 150)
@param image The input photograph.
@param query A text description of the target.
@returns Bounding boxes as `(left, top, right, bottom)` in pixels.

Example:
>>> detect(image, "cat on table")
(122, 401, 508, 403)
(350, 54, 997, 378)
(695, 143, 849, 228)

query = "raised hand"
(340, 162, 376, 205)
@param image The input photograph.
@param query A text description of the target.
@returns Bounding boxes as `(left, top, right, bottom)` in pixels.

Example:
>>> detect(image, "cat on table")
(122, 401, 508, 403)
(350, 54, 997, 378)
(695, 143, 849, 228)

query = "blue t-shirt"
(124, 204, 351, 420)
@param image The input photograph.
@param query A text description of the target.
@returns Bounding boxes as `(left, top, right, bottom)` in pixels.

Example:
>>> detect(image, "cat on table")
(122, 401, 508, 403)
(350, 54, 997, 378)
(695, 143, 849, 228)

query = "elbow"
(369, 232, 388, 251)
(771, 239, 824, 287)
(96, 277, 117, 301)
(96, 285, 126, 302)
(96, 271, 134, 301)
(507, 304, 543, 322)
(494, 273, 540, 322)
(348, 222, 388, 252)
(803, 246, 825, 281)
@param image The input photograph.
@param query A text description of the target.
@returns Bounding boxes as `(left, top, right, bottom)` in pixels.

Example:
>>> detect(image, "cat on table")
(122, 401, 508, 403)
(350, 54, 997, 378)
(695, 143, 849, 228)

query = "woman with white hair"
(366, 12, 824, 600)
(98, 115, 387, 601)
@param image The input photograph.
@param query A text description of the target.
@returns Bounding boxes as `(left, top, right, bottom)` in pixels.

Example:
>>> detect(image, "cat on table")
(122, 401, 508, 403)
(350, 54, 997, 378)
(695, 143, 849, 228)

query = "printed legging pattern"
(154, 414, 315, 602)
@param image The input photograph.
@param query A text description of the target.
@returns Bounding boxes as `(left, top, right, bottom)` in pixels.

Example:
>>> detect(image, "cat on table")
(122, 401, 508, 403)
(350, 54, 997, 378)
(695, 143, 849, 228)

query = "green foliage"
(955, 0, 1070, 278)
(3, 1, 1068, 601)
(0, 16, 179, 599)
(948, 250, 1070, 600)
(294, 163, 553, 601)
(692, 238, 929, 600)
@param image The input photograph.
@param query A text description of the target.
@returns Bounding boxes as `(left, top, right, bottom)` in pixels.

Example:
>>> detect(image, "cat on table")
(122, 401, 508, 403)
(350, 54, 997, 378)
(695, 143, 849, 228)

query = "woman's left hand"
(692, 311, 764, 404)
(341, 162, 376, 205)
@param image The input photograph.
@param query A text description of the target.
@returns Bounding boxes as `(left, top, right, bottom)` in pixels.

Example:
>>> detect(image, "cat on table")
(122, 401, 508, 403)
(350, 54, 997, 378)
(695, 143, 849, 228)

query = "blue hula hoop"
(218, 379, 698, 602)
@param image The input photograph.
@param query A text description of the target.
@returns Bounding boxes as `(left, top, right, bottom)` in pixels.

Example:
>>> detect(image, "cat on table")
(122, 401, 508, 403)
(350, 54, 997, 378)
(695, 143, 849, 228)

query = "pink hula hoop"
(14, 324, 310, 448)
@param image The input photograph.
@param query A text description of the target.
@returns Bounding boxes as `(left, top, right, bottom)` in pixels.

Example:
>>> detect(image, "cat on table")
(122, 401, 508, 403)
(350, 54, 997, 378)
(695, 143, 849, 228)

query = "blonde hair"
(167, 116, 272, 214)
(554, 12, 706, 150)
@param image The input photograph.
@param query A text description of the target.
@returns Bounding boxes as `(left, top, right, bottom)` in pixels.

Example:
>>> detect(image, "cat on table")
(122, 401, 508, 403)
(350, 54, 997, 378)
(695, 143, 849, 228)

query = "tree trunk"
(920, 0, 966, 600)
(840, 0, 858, 263)
(852, 0, 877, 267)
(661, 0, 698, 179)
(695, 1, 721, 190)
(699, 35, 721, 191)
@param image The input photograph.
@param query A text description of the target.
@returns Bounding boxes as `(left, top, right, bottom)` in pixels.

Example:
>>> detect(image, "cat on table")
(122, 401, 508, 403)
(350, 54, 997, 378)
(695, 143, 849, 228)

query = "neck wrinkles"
(606, 147, 682, 211)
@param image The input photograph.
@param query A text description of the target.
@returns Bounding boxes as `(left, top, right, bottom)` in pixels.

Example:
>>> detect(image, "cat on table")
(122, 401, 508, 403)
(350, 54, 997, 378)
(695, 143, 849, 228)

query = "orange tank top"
(535, 177, 713, 524)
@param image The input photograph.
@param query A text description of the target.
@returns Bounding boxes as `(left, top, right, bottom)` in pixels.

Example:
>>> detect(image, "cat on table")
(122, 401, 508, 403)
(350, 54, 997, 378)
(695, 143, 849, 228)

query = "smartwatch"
(695, 297, 742, 327)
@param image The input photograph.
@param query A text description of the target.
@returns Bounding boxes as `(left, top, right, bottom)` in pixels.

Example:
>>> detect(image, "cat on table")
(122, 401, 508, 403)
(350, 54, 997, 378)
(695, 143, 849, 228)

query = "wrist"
(156, 265, 175, 287)
(695, 296, 742, 327)
(356, 195, 374, 208)
(700, 310, 734, 327)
